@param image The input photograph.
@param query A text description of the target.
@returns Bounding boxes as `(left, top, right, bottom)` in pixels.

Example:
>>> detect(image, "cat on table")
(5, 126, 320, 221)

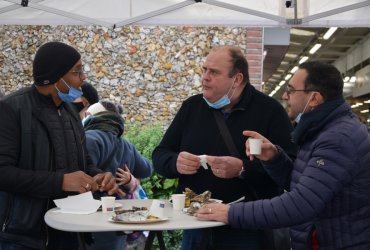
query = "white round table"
(45, 199, 225, 249)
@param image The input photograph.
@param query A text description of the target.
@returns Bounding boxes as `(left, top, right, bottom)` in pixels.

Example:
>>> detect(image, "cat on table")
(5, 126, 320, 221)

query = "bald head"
(210, 46, 250, 85)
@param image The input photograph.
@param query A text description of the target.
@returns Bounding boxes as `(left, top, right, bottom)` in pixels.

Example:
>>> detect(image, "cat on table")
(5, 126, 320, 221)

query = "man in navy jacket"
(197, 61, 370, 249)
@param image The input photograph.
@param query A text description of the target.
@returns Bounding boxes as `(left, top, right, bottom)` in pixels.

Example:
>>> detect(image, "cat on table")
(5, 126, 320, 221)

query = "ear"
(234, 72, 244, 87)
(310, 91, 324, 107)
(54, 79, 63, 90)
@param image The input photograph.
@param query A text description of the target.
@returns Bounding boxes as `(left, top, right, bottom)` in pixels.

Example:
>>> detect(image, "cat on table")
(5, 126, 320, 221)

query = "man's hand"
(62, 171, 97, 193)
(176, 151, 201, 175)
(195, 203, 230, 224)
(94, 172, 125, 196)
(243, 130, 278, 161)
(206, 156, 243, 178)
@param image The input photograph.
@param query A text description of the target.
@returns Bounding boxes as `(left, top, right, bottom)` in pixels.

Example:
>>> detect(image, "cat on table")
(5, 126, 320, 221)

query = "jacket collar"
(223, 84, 255, 114)
(292, 98, 347, 145)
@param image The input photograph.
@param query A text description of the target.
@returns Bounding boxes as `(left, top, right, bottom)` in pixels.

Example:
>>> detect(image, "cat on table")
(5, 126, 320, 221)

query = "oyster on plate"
(183, 188, 214, 215)
(184, 188, 212, 203)
(113, 206, 151, 222)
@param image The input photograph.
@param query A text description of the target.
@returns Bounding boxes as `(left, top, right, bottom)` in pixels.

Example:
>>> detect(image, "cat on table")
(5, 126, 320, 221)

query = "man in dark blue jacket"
(197, 61, 370, 249)
(0, 42, 120, 250)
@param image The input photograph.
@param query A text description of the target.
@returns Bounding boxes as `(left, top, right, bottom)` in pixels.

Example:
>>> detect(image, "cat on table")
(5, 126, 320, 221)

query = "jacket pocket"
(5, 195, 47, 238)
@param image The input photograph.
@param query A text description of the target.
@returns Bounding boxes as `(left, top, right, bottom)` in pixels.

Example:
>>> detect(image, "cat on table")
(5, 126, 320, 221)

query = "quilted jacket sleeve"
(261, 145, 294, 190)
(228, 127, 363, 229)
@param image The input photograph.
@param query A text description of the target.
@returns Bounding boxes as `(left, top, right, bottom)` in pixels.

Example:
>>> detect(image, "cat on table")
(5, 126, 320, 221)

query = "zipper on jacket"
(82, 143, 86, 172)
(45, 137, 55, 247)
(1, 196, 13, 232)
(45, 198, 51, 247)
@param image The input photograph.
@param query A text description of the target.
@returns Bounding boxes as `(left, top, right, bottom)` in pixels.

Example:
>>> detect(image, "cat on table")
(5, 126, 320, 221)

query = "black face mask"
(71, 102, 85, 113)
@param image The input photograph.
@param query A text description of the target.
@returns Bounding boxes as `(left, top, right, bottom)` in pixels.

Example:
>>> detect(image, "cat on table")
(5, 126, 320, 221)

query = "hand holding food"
(116, 164, 132, 186)
(183, 188, 221, 215)
(195, 203, 230, 224)
(176, 151, 201, 175)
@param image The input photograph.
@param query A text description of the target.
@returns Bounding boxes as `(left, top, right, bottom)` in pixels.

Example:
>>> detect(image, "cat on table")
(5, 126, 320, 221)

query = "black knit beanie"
(81, 81, 99, 105)
(33, 42, 81, 85)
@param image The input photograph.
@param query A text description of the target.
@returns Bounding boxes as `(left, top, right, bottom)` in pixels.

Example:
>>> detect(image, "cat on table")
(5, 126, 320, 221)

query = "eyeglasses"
(285, 86, 315, 96)
(70, 69, 86, 80)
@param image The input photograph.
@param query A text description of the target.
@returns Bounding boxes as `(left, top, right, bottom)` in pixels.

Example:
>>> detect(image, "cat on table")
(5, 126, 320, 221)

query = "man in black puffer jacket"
(0, 42, 121, 250)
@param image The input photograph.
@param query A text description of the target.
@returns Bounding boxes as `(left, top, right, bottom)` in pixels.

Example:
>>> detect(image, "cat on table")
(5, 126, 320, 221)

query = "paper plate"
(108, 216, 168, 224)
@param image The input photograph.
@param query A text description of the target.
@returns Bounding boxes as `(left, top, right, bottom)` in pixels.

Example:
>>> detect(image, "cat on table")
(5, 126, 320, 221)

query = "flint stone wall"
(0, 25, 262, 128)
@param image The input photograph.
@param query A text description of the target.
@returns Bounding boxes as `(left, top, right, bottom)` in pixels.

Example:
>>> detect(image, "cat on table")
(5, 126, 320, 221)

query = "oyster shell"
(183, 187, 197, 200)
(183, 188, 212, 203)
(185, 202, 201, 215)
(113, 206, 150, 222)
(182, 188, 214, 215)
(190, 191, 211, 203)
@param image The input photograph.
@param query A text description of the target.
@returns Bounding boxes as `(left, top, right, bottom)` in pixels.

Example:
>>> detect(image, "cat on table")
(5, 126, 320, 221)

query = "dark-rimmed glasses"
(70, 69, 86, 80)
(285, 86, 315, 96)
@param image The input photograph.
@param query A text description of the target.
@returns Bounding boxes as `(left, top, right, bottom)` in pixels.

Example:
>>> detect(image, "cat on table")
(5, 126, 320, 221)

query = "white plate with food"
(108, 216, 169, 224)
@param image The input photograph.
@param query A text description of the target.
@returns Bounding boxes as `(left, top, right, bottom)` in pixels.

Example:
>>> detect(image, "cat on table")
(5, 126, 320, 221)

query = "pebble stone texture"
(0, 25, 263, 128)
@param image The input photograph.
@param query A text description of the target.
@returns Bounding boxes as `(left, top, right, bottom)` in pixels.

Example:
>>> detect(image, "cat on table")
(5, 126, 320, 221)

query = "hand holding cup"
(243, 130, 278, 161)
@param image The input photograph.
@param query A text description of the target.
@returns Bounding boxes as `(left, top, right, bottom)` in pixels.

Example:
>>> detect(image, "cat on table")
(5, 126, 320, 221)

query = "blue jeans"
(181, 227, 263, 250)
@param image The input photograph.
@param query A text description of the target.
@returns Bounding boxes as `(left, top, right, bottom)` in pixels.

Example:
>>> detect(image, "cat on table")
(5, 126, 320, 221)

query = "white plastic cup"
(149, 199, 166, 218)
(249, 138, 263, 155)
(101, 196, 116, 213)
(172, 194, 186, 210)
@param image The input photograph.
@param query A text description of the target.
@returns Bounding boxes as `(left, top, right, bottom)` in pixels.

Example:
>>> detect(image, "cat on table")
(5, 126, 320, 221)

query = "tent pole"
(0, 0, 43, 15)
(4, 0, 113, 27)
(0, 4, 21, 14)
(114, 0, 195, 28)
(303, 0, 370, 23)
(203, 0, 285, 23)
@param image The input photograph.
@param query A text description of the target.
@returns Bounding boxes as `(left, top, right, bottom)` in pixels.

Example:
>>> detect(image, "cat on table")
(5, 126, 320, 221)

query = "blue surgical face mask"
(295, 92, 314, 123)
(203, 78, 236, 109)
(203, 95, 230, 109)
(55, 79, 83, 103)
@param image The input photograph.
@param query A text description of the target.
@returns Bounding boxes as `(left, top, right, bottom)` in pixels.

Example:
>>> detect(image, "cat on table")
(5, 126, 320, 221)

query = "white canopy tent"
(0, 0, 370, 28)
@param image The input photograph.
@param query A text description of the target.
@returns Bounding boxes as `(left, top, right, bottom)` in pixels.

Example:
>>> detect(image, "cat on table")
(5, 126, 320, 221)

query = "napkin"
(199, 155, 208, 169)
(53, 192, 101, 214)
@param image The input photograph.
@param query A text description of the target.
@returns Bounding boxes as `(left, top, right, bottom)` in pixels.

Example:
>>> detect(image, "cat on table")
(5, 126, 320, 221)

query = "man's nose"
(202, 70, 210, 80)
(281, 91, 288, 100)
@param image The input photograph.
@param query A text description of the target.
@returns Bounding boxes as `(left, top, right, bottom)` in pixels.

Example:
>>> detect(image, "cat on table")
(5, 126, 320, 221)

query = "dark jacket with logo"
(229, 102, 370, 249)
(0, 86, 101, 249)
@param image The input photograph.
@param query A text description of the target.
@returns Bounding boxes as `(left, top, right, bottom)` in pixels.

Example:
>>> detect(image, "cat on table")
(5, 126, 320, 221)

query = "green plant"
(124, 122, 182, 250)
(124, 123, 178, 198)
